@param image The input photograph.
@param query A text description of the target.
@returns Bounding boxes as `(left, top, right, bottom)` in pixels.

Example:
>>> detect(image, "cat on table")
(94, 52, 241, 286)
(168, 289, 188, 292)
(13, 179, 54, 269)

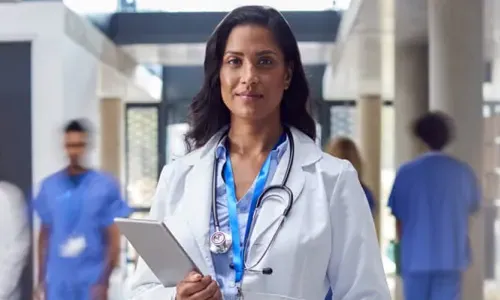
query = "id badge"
(60, 236, 87, 257)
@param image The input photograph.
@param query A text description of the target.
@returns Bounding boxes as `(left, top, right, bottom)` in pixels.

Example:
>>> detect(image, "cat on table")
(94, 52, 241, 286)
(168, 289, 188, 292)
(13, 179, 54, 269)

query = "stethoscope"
(209, 127, 295, 277)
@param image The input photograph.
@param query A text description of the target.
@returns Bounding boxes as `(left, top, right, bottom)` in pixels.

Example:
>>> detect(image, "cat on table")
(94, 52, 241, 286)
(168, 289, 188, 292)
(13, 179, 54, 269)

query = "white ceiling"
(364, 0, 495, 54)
(63, 4, 162, 101)
(324, 0, 500, 101)
(396, 0, 496, 58)
(352, 0, 494, 46)
(115, 0, 500, 101)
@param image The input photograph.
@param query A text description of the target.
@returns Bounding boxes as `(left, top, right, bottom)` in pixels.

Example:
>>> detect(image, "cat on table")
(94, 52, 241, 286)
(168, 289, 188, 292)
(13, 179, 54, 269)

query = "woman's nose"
(240, 64, 259, 85)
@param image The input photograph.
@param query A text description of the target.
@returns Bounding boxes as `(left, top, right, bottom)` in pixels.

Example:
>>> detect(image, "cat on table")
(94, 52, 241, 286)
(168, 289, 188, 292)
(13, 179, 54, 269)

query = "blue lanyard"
(224, 155, 272, 283)
(223, 134, 285, 283)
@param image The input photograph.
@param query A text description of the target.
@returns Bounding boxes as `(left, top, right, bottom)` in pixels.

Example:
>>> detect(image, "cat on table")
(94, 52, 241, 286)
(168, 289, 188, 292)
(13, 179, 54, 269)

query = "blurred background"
(0, 0, 498, 299)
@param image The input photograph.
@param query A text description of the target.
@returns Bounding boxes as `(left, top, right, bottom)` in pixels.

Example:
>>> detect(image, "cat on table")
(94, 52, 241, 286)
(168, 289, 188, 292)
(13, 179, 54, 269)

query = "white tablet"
(115, 217, 201, 287)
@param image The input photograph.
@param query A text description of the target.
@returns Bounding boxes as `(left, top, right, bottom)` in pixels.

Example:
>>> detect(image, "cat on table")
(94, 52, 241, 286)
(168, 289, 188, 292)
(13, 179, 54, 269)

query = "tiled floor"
(485, 281, 500, 300)
(388, 276, 500, 300)
(110, 274, 499, 299)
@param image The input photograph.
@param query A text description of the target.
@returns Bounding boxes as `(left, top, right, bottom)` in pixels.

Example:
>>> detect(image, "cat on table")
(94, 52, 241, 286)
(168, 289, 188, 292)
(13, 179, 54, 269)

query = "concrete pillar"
(358, 94, 382, 238)
(392, 43, 429, 300)
(394, 43, 429, 166)
(100, 98, 123, 181)
(355, 31, 383, 238)
(428, 0, 484, 299)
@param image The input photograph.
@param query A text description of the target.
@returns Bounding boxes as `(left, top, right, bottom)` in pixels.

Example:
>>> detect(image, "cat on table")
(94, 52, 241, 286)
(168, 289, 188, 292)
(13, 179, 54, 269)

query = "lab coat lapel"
(247, 129, 307, 248)
(182, 143, 218, 277)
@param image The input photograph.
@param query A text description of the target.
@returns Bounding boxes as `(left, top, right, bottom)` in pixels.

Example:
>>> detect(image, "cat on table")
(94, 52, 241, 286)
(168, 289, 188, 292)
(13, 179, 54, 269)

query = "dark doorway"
(0, 41, 33, 299)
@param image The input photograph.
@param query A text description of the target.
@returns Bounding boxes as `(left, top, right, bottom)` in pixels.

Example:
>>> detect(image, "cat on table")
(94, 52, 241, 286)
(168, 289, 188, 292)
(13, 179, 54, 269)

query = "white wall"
(0, 3, 101, 291)
(0, 2, 101, 182)
(0, 5, 151, 296)
(63, 37, 102, 167)
(30, 34, 104, 178)
(31, 29, 102, 181)
(0, 2, 67, 184)
(31, 36, 68, 181)
(0, 1, 160, 182)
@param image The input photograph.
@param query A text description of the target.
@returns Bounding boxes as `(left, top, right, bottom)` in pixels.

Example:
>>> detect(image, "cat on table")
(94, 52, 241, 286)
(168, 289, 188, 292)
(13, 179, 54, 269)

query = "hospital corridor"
(1, 0, 500, 299)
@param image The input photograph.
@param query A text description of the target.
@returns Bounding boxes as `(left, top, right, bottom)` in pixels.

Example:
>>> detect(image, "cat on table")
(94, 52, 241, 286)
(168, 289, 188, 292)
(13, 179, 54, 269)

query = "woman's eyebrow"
(223, 49, 278, 56)
(255, 50, 277, 56)
(224, 50, 244, 56)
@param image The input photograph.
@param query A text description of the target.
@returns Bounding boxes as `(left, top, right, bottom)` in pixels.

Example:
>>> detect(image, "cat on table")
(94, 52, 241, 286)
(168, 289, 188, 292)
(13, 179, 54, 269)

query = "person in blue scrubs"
(33, 120, 132, 300)
(388, 112, 481, 300)
(324, 137, 376, 300)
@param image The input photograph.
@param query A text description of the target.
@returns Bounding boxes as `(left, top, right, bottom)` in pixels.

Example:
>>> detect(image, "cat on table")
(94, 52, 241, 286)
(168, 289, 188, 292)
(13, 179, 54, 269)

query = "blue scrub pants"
(47, 283, 91, 300)
(403, 271, 462, 300)
(325, 288, 333, 300)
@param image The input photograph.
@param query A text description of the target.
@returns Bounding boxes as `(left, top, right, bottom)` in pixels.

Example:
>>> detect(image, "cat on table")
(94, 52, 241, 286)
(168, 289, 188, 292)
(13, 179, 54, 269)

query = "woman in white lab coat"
(127, 5, 389, 300)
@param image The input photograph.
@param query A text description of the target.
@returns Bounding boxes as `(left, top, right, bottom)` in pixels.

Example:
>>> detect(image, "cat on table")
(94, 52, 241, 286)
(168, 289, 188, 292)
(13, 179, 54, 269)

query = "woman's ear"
(284, 64, 293, 90)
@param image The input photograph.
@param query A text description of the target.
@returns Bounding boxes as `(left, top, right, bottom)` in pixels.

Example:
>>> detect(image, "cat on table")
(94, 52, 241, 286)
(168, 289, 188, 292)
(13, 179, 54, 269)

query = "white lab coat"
(127, 128, 390, 300)
(0, 181, 30, 300)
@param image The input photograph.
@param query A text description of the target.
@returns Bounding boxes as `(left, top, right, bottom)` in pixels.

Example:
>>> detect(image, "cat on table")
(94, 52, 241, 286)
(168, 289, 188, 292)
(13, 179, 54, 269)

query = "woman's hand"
(91, 283, 108, 300)
(33, 282, 45, 300)
(176, 271, 222, 300)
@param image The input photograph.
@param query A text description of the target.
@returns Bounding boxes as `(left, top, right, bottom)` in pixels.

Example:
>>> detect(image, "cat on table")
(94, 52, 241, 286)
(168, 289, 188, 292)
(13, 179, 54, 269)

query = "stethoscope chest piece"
(209, 230, 232, 254)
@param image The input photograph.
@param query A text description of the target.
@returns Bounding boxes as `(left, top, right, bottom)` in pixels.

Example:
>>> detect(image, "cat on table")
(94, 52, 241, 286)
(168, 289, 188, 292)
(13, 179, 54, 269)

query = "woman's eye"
(259, 58, 273, 65)
(227, 58, 241, 65)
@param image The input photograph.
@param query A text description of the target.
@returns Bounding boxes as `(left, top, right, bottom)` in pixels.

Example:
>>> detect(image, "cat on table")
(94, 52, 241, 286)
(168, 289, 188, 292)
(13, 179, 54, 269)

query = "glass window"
(482, 106, 500, 284)
(380, 105, 396, 275)
(125, 106, 159, 208)
(329, 105, 356, 138)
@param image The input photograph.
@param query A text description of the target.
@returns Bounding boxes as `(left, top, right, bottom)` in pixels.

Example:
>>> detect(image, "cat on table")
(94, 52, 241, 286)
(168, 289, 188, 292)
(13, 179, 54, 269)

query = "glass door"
(123, 103, 161, 276)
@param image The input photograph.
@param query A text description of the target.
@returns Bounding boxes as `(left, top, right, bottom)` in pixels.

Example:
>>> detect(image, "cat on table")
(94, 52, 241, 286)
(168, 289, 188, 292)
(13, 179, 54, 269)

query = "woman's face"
(219, 24, 292, 122)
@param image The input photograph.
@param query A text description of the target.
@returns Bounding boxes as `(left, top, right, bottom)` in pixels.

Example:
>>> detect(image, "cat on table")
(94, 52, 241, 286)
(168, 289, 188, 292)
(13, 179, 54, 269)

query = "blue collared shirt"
(210, 137, 288, 300)
(388, 152, 480, 273)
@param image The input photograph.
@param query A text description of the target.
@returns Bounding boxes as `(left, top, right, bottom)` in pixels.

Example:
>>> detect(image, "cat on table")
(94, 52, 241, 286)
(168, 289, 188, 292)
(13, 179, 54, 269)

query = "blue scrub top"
(388, 152, 480, 273)
(33, 169, 132, 286)
(362, 184, 376, 213)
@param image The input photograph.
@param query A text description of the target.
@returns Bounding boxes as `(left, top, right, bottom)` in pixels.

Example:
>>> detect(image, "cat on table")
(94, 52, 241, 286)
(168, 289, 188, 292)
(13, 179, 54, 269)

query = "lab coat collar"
(179, 127, 321, 277)
(181, 126, 321, 167)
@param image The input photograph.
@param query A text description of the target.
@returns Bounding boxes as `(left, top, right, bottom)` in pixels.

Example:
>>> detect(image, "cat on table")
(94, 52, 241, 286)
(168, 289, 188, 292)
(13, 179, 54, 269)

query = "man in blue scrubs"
(33, 120, 131, 300)
(388, 112, 481, 300)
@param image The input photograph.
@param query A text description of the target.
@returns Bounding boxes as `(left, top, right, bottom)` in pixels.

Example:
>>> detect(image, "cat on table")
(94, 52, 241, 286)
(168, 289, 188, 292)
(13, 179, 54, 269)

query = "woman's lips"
(236, 92, 263, 101)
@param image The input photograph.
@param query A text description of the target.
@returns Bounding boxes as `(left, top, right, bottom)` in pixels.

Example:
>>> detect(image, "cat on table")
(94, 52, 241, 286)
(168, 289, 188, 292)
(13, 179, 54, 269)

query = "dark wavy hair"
(64, 119, 89, 134)
(412, 111, 455, 150)
(184, 5, 316, 151)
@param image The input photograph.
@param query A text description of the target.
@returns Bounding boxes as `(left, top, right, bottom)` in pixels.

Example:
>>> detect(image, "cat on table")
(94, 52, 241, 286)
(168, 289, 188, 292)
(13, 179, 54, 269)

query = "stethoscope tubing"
(212, 126, 295, 230)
